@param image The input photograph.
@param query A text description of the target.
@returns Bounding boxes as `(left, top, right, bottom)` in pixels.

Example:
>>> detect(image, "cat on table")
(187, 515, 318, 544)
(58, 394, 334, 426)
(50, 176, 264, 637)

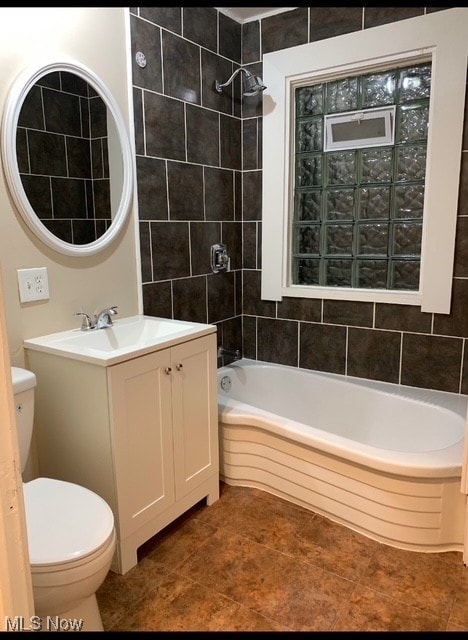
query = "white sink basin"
(24, 315, 216, 365)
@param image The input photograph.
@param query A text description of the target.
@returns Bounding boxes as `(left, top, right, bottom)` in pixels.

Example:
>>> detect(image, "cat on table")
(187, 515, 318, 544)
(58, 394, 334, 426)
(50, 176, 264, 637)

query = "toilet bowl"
(12, 367, 116, 631)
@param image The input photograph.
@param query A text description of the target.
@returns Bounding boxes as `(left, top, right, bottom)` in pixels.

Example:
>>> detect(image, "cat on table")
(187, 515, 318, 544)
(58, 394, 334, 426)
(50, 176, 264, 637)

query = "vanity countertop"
(23, 315, 216, 366)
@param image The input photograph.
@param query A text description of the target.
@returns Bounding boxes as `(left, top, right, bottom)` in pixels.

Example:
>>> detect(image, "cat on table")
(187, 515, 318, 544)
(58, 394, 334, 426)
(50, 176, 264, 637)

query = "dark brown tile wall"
(363, 7, 424, 29)
(309, 7, 363, 42)
(261, 8, 309, 55)
(300, 323, 347, 375)
(131, 7, 243, 365)
(183, 7, 218, 52)
(131, 7, 468, 393)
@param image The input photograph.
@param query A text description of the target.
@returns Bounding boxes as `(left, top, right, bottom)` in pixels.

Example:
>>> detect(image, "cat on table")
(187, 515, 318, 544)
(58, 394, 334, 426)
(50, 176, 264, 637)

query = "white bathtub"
(218, 359, 468, 553)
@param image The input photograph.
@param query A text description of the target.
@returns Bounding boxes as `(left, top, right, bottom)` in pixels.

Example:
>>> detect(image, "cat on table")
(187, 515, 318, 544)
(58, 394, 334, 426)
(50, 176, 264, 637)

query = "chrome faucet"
(74, 312, 95, 331)
(74, 306, 118, 331)
(95, 306, 118, 329)
(217, 346, 241, 360)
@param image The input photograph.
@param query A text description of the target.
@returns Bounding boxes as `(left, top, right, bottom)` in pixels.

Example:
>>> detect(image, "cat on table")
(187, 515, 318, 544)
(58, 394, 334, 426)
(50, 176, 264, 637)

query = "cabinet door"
(171, 334, 218, 499)
(108, 349, 175, 537)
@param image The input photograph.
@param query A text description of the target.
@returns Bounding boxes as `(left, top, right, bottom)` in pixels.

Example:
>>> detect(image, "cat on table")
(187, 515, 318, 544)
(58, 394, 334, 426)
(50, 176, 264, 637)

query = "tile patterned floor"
(96, 482, 468, 632)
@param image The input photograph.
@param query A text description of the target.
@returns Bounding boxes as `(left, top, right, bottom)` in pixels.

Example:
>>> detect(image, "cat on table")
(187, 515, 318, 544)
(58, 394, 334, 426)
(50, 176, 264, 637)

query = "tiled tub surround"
(131, 7, 244, 367)
(131, 6, 468, 394)
(218, 359, 468, 554)
(17, 70, 111, 245)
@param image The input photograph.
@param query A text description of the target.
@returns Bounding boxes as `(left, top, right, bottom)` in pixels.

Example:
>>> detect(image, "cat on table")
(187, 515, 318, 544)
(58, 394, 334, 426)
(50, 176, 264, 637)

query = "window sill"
(280, 284, 421, 307)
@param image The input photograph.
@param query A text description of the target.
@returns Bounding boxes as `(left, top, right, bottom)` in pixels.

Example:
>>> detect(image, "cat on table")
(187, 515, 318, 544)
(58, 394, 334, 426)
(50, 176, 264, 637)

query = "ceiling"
(216, 7, 295, 23)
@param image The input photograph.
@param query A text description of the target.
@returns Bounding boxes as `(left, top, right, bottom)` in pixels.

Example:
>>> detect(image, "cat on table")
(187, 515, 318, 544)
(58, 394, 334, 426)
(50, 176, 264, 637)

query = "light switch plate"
(17, 267, 50, 303)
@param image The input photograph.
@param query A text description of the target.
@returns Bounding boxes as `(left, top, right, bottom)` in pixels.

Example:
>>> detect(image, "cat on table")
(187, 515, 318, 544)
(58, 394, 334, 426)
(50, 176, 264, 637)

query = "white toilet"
(12, 366, 116, 632)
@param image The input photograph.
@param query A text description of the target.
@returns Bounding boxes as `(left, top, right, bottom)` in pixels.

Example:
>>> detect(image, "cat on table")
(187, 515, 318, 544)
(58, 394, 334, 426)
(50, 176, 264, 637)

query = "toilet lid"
(23, 477, 115, 566)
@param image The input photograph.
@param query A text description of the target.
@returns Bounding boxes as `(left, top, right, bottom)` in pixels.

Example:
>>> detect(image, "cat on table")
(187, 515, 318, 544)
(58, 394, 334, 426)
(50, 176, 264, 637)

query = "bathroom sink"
(24, 315, 216, 365)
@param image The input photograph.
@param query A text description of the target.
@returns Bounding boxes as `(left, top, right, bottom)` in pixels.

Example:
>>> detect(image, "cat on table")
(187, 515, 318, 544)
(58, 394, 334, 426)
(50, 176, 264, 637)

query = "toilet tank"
(11, 367, 36, 473)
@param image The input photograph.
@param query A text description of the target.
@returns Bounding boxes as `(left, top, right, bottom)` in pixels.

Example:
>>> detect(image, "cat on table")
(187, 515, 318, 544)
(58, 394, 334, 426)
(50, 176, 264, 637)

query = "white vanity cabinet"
(25, 327, 219, 575)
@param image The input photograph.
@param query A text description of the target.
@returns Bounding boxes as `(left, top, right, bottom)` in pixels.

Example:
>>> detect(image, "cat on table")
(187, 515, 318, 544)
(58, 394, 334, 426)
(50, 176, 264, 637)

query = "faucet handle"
(74, 312, 95, 331)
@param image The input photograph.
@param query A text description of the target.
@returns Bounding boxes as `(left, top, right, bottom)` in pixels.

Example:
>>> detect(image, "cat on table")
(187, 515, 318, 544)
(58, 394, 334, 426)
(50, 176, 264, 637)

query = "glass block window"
(292, 62, 430, 290)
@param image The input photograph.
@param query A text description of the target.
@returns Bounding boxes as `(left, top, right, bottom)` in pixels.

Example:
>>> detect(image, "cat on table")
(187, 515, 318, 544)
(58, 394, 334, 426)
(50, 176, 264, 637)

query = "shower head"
(215, 68, 267, 97)
(242, 70, 267, 96)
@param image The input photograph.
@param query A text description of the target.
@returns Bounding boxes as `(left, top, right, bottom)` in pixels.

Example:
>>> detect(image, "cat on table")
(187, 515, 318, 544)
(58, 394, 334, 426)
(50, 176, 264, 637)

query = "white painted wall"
(0, 10, 140, 608)
(0, 8, 140, 368)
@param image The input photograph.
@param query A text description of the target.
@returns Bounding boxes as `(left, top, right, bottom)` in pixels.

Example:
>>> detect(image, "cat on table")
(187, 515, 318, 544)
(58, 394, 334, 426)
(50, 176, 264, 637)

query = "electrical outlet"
(17, 267, 50, 303)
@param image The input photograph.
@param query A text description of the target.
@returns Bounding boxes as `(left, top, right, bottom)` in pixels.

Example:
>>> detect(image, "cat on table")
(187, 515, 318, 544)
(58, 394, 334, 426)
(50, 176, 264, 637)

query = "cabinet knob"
(164, 367, 172, 375)
(176, 363, 183, 371)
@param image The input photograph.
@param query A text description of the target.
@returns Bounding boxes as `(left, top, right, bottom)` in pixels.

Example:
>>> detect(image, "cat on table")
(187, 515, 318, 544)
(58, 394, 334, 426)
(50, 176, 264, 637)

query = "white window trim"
(261, 8, 468, 313)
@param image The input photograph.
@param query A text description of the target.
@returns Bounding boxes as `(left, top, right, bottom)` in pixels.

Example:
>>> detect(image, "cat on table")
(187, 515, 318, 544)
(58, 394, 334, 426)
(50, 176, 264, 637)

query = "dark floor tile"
(288, 514, 381, 581)
(194, 482, 313, 550)
(177, 527, 354, 630)
(448, 566, 468, 629)
(97, 553, 173, 630)
(116, 572, 242, 631)
(137, 515, 218, 571)
(447, 621, 468, 631)
(360, 545, 463, 620)
(212, 601, 288, 631)
(98, 512, 217, 629)
(97, 483, 466, 632)
(334, 585, 447, 631)
(196, 485, 380, 580)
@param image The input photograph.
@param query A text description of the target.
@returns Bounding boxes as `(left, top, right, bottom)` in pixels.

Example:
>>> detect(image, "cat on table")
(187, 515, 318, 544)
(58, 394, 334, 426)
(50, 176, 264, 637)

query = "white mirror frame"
(1, 59, 134, 257)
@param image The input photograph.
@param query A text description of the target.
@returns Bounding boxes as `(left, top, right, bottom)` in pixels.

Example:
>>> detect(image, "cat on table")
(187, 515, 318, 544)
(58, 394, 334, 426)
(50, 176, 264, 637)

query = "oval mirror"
(1, 60, 134, 257)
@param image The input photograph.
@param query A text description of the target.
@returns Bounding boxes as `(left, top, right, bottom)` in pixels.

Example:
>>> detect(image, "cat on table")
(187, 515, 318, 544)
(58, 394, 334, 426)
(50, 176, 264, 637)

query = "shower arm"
(215, 68, 253, 93)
